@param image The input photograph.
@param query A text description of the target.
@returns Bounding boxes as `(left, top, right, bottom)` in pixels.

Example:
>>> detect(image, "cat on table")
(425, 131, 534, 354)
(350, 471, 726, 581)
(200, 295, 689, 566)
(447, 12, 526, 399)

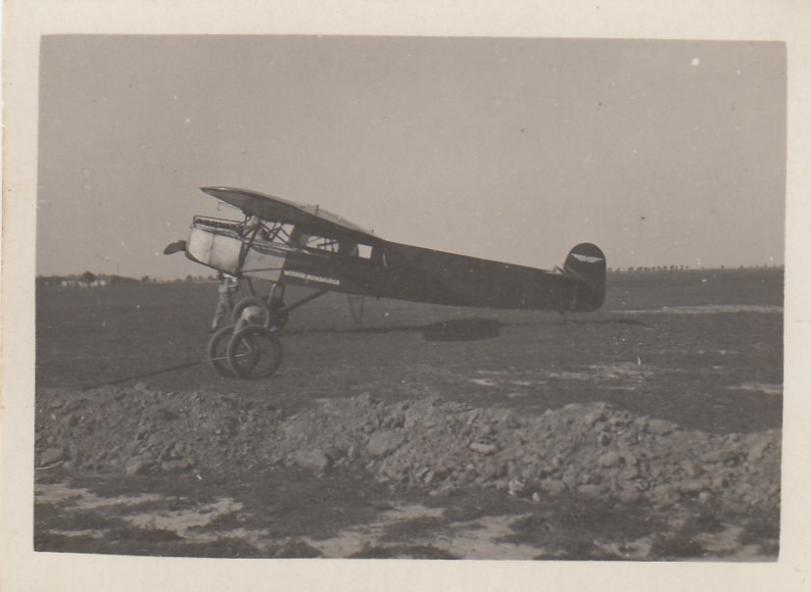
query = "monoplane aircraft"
(165, 187, 606, 379)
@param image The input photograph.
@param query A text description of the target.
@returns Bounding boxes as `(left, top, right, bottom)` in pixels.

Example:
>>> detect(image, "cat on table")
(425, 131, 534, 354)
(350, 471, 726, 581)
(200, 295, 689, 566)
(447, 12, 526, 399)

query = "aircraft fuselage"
(185, 217, 604, 313)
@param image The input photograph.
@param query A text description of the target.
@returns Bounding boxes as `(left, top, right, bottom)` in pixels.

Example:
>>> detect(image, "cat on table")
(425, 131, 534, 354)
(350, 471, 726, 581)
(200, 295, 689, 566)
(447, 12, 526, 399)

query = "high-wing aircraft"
(165, 187, 606, 379)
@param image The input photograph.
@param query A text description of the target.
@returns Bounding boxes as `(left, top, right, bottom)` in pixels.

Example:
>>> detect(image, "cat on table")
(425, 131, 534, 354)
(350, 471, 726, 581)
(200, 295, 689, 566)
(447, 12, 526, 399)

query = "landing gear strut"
(213, 285, 329, 379)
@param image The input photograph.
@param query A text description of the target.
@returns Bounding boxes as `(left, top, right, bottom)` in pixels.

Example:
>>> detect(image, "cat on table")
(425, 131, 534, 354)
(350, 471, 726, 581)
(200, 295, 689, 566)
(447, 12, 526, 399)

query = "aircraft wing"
(200, 186, 382, 245)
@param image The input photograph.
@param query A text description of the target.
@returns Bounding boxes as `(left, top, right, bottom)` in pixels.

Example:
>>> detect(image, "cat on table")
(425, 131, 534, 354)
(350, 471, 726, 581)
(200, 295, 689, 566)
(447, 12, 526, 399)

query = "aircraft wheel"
(231, 296, 271, 328)
(227, 326, 283, 379)
(207, 326, 236, 377)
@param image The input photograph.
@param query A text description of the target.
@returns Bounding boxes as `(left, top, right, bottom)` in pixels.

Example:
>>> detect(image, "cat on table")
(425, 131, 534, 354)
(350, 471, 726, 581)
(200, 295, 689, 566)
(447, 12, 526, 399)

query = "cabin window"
(264, 222, 295, 243)
(286, 228, 380, 263)
(294, 233, 340, 253)
(307, 236, 339, 252)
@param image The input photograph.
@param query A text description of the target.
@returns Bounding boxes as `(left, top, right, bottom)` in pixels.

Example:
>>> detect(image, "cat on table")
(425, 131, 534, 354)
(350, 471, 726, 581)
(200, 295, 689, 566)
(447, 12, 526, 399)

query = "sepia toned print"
(34, 36, 784, 560)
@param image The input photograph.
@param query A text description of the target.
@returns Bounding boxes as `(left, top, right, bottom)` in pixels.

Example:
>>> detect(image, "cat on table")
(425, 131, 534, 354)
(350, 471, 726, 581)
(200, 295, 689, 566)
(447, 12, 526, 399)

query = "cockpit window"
(283, 225, 385, 264)
(305, 235, 339, 252)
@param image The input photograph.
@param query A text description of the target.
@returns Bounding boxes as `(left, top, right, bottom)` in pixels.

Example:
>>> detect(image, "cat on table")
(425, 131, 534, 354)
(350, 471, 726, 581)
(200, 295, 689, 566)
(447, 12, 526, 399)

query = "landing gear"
(232, 296, 272, 328)
(232, 285, 289, 332)
(267, 298, 290, 332)
(207, 326, 236, 377)
(266, 283, 289, 332)
(210, 285, 329, 380)
(208, 324, 283, 379)
(226, 325, 283, 379)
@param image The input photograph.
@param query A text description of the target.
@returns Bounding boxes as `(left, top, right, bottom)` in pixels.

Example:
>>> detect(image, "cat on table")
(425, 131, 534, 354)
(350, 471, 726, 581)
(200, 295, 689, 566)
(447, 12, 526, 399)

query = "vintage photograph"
(33, 35, 784, 560)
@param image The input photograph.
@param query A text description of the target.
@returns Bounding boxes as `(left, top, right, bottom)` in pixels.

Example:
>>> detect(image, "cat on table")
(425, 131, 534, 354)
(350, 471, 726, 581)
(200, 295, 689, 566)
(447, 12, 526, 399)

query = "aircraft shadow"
(285, 317, 500, 341)
(565, 318, 649, 327)
(284, 315, 647, 341)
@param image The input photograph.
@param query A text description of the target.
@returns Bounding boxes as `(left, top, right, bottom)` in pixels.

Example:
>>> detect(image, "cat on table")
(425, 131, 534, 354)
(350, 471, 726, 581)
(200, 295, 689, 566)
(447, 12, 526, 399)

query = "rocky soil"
(36, 385, 780, 513)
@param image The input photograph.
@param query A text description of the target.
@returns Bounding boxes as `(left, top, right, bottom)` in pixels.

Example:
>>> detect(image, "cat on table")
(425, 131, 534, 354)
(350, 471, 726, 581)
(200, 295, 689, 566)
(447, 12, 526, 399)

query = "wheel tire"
(207, 326, 235, 377)
(231, 296, 271, 328)
(226, 325, 283, 379)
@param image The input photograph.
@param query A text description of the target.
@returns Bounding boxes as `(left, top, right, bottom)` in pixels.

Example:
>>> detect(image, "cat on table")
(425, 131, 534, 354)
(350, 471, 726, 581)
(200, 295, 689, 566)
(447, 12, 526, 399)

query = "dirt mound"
(36, 387, 780, 511)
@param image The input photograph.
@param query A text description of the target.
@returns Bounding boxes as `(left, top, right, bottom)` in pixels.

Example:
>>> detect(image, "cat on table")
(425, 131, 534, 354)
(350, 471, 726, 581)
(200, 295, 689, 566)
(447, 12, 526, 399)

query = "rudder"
(563, 243, 606, 312)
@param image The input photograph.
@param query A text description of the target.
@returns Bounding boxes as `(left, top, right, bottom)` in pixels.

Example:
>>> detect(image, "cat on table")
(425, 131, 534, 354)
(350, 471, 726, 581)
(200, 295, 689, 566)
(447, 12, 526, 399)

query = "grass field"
(37, 269, 783, 432)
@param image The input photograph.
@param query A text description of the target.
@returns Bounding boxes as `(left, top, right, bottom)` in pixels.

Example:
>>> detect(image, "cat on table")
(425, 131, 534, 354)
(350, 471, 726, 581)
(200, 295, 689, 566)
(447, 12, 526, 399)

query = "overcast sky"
(37, 36, 785, 279)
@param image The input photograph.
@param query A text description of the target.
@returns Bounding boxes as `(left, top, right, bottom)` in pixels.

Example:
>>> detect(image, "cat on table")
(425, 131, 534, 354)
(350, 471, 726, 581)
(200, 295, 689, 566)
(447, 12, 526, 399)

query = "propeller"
(163, 240, 187, 255)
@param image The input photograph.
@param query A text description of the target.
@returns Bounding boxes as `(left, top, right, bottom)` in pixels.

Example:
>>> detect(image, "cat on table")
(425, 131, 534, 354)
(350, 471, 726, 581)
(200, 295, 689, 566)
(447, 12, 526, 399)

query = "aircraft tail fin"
(563, 243, 606, 312)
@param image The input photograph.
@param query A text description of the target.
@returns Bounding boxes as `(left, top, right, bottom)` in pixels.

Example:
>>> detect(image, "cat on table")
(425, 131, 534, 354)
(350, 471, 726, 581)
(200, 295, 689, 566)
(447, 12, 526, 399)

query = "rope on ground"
(81, 356, 230, 391)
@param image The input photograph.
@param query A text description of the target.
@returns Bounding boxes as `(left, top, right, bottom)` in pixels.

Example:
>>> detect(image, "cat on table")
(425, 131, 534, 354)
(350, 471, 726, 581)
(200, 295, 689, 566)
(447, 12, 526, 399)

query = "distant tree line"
(607, 264, 783, 273)
(36, 271, 219, 288)
(39, 264, 781, 288)
(37, 272, 141, 288)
